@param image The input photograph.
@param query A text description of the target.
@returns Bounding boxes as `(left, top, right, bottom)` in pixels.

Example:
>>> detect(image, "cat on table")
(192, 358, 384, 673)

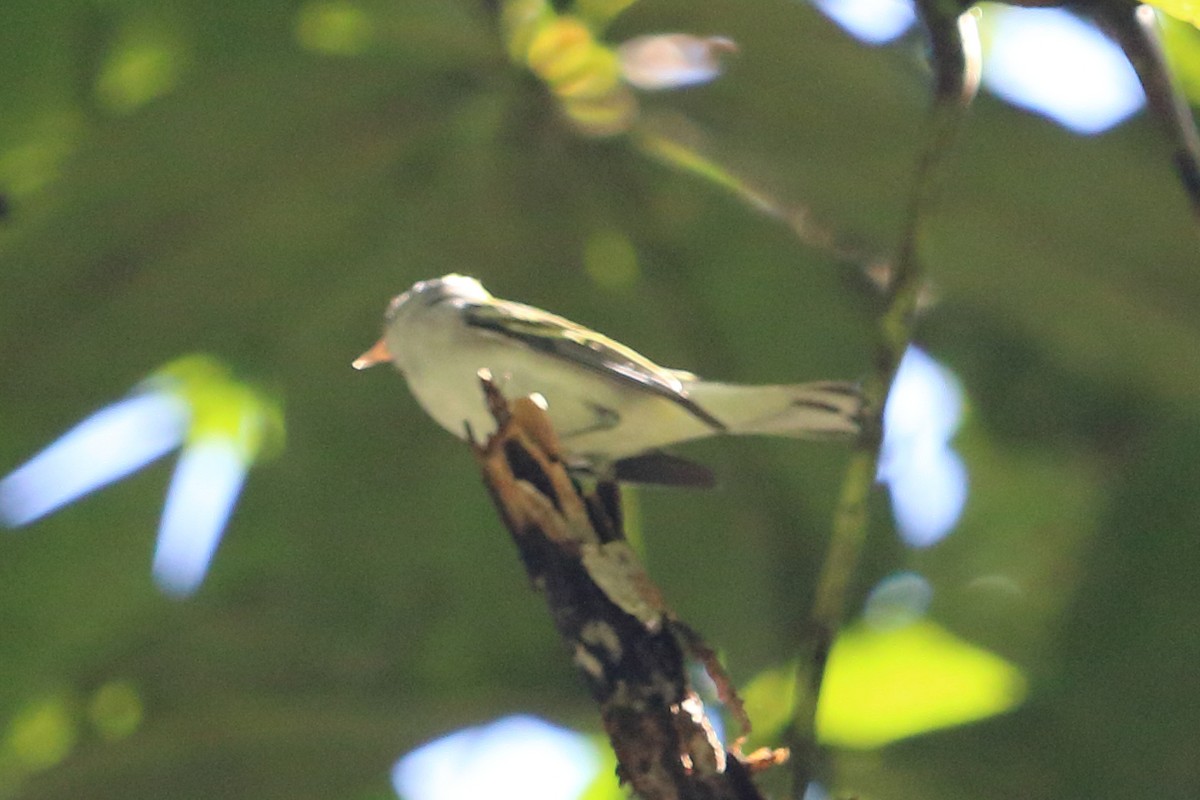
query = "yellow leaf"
(4, 695, 77, 772)
(87, 681, 144, 742)
(1147, 0, 1200, 29)
(149, 355, 285, 461)
(816, 620, 1027, 749)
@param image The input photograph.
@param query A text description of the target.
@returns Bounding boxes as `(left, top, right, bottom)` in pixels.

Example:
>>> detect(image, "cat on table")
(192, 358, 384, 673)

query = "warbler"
(354, 274, 861, 486)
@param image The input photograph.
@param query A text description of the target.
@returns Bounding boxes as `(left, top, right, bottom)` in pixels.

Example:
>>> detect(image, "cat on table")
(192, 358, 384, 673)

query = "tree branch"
(471, 375, 786, 800)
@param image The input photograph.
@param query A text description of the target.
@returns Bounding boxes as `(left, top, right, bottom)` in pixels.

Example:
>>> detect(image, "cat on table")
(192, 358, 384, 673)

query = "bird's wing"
(461, 299, 726, 432)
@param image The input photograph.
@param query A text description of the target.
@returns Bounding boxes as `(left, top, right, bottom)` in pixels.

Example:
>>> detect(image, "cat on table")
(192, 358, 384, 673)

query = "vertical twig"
(786, 5, 981, 796)
(631, 118, 876, 267)
(1089, 2, 1200, 227)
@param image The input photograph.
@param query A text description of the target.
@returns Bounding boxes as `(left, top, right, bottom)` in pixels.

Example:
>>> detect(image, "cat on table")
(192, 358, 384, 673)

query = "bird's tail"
(688, 380, 862, 439)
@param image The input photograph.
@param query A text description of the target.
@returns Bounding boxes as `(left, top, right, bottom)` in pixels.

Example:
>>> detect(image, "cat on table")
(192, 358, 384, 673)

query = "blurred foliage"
(814, 619, 1026, 749)
(1, 1, 1199, 799)
(1149, 0, 1200, 29)
(739, 618, 1026, 750)
(152, 354, 284, 458)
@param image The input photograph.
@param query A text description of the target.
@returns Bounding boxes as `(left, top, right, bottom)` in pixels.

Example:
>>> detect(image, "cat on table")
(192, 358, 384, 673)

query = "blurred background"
(1, 1, 1198, 798)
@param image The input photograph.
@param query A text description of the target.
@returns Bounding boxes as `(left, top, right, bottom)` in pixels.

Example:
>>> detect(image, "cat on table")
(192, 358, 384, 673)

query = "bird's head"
(353, 274, 492, 371)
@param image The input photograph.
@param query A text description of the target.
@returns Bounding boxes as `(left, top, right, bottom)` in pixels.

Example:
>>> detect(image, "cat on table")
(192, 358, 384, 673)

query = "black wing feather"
(462, 300, 726, 432)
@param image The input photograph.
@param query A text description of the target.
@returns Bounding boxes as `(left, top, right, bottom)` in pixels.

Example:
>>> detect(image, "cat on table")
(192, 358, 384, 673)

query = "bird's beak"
(352, 338, 392, 370)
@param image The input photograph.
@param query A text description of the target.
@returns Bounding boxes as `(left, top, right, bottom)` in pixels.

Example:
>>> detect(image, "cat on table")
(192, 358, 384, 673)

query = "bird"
(354, 274, 861, 486)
